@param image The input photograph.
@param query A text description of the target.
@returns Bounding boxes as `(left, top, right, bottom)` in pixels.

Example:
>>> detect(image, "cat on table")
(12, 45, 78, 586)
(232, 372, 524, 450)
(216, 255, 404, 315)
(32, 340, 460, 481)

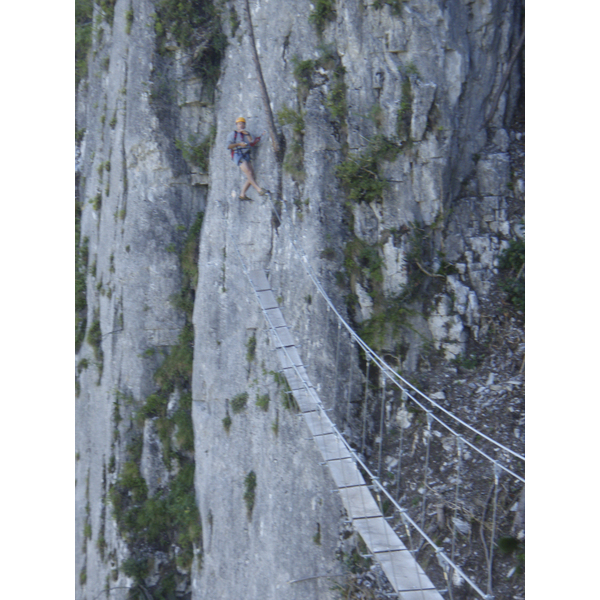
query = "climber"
(227, 117, 267, 201)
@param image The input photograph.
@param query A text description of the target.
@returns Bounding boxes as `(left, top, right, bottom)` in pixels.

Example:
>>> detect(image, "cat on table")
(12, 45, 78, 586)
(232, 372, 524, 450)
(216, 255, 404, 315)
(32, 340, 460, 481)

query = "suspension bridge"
(234, 194, 525, 600)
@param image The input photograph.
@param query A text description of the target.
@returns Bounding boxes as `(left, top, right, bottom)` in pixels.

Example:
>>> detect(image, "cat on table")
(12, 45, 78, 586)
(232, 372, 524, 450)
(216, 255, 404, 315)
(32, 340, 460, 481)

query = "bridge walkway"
(248, 268, 444, 600)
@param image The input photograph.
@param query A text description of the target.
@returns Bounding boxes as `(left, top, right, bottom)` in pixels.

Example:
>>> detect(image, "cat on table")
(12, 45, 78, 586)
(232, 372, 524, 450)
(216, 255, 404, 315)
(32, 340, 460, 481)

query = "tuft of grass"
(255, 393, 270, 412)
(313, 523, 321, 545)
(243, 471, 257, 519)
(89, 193, 102, 212)
(278, 104, 306, 181)
(126, 8, 134, 34)
(231, 392, 248, 414)
(87, 318, 103, 378)
(222, 410, 232, 433)
(245, 333, 257, 362)
(271, 371, 298, 411)
(228, 6, 240, 37)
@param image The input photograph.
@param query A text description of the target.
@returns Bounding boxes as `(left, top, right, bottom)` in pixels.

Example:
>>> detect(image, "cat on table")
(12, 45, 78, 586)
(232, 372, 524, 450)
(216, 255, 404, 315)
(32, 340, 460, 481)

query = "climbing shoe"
(239, 195, 252, 201)
(258, 189, 268, 196)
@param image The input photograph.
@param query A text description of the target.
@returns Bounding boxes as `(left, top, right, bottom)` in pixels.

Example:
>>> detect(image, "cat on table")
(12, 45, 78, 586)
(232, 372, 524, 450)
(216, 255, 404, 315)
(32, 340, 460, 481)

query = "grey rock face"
(76, 0, 524, 598)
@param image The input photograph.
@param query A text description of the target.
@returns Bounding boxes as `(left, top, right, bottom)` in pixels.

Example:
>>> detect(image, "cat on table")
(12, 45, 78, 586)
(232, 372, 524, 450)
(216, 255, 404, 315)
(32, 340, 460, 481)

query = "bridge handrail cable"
(268, 196, 524, 468)
(234, 237, 496, 600)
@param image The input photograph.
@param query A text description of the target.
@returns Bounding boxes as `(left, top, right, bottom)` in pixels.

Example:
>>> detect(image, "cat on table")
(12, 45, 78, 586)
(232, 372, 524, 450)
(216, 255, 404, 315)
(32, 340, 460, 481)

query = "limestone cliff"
(76, 1, 524, 599)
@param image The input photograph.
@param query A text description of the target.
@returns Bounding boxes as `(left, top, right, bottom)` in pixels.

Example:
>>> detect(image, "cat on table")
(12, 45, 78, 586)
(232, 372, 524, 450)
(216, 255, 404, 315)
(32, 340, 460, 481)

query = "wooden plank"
(271, 326, 295, 347)
(353, 517, 406, 553)
(248, 269, 270, 292)
(282, 368, 303, 391)
(282, 365, 310, 390)
(303, 410, 335, 436)
(256, 290, 279, 310)
(338, 484, 381, 519)
(326, 458, 366, 489)
(293, 388, 318, 413)
(397, 589, 444, 600)
(313, 433, 352, 462)
(375, 550, 438, 596)
(277, 346, 303, 368)
(264, 307, 286, 328)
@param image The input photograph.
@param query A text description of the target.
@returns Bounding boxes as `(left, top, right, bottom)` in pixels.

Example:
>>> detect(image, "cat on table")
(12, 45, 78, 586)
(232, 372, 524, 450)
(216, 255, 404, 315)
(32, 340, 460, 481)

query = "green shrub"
(154, 0, 227, 89)
(278, 104, 305, 180)
(396, 77, 413, 142)
(336, 134, 401, 203)
(174, 408, 194, 452)
(498, 238, 525, 311)
(75, 0, 93, 86)
(121, 557, 148, 582)
(231, 392, 248, 414)
(139, 393, 168, 420)
(86, 319, 103, 377)
(325, 65, 347, 125)
(372, 0, 404, 16)
(99, 0, 117, 25)
(154, 323, 194, 393)
(278, 105, 305, 137)
(75, 200, 88, 351)
(175, 127, 215, 172)
(291, 56, 315, 102)
(308, 0, 336, 36)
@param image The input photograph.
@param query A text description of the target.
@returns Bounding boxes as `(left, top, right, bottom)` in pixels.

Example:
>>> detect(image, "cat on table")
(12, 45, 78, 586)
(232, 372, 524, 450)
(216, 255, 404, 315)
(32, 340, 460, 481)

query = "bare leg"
(239, 160, 263, 196)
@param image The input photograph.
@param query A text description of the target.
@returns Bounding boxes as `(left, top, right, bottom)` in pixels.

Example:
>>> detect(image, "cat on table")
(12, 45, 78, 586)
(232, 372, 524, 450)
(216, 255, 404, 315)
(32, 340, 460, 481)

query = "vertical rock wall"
(76, 0, 524, 598)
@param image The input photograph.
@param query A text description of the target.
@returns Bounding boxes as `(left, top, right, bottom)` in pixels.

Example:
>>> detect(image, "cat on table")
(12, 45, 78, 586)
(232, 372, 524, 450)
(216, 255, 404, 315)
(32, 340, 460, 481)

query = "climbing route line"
(231, 191, 524, 599)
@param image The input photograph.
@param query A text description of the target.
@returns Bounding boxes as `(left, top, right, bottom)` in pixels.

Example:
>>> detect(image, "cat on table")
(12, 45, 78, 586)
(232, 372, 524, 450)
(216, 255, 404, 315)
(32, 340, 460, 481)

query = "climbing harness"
(230, 130, 261, 160)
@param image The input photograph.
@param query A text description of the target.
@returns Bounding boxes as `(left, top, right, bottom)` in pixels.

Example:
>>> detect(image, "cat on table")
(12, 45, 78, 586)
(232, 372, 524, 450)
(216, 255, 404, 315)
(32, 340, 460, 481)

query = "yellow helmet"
(235, 117, 246, 123)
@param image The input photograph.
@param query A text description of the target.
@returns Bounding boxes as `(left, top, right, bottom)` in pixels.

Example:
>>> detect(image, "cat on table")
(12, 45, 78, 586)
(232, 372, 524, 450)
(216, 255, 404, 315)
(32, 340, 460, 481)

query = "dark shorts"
(233, 152, 251, 167)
